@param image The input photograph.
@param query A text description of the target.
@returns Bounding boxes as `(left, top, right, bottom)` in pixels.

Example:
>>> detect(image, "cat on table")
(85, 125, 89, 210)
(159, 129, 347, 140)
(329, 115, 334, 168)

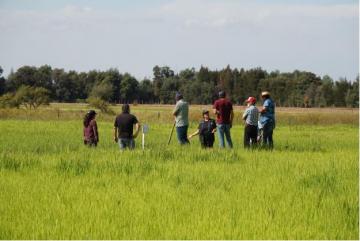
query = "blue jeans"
(176, 125, 189, 145)
(217, 124, 233, 148)
(262, 121, 274, 149)
(118, 138, 135, 150)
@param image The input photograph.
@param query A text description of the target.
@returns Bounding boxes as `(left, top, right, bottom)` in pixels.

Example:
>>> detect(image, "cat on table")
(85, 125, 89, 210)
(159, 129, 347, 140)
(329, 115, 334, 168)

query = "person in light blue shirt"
(173, 92, 190, 145)
(260, 91, 275, 149)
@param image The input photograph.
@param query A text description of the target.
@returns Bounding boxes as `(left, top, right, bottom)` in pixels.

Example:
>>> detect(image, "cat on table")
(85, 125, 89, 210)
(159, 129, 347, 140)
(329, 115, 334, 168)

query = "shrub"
(87, 97, 114, 114)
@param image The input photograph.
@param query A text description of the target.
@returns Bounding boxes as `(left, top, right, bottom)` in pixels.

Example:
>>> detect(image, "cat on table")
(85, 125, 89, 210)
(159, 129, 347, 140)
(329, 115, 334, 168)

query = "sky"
(0, 0, 358, 80)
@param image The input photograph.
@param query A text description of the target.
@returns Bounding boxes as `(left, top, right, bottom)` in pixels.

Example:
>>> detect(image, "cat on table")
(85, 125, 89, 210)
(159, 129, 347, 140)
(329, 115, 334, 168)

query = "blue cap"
(175, 92, 183, 100)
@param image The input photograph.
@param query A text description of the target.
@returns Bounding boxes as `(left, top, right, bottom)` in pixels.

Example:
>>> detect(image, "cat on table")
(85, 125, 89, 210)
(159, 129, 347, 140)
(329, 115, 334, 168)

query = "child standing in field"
(188, 110, 217, 148)
(242, 97, 259, 148)
(83, 110, 99, 147)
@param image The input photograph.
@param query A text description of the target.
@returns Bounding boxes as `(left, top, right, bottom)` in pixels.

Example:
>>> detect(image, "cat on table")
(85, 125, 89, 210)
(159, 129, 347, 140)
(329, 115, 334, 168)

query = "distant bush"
(0, 93, 20, 108)
(0, 85, 50, 109)
(87, 97, 114, 114)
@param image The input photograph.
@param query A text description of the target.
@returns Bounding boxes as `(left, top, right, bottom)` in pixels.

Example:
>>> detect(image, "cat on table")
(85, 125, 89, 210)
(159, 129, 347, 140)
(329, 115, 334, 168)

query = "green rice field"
(0, 104, 358, 239)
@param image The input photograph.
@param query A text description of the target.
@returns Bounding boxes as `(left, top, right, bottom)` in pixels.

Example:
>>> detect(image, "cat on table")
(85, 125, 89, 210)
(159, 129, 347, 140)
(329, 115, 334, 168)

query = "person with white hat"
(260, 91, 275, 149)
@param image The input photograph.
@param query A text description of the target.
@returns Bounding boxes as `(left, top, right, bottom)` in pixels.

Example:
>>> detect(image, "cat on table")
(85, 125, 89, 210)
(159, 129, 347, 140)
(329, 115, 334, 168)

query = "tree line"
(0, 65, 358, 108)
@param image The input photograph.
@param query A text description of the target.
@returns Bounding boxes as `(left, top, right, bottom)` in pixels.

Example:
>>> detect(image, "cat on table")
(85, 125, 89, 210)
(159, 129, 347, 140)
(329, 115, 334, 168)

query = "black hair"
(122, 104, 130, 114)
(83, 111, 96, 127)
(219, 91, 226, 98)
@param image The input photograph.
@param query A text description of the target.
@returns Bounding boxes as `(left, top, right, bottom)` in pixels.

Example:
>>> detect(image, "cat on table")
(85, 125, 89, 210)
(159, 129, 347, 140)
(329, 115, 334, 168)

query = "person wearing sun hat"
(260, 91, 275, 149)
(188, 109, 217, 148)
(242, 96, 259, 148)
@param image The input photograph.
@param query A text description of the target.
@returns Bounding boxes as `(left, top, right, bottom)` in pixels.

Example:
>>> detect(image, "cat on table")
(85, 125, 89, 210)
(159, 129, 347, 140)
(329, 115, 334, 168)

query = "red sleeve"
(213, 100, 218, 109)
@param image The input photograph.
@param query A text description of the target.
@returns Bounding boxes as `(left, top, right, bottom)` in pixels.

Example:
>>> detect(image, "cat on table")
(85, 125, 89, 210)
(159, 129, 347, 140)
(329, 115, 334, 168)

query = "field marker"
(142, 124, 149, 150)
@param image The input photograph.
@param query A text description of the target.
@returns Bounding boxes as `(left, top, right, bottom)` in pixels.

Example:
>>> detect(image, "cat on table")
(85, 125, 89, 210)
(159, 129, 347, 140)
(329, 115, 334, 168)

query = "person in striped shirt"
(242, 97, 259, 148)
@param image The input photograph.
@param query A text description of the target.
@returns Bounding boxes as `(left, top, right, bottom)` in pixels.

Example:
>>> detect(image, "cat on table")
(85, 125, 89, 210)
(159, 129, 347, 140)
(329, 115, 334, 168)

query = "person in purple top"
(83, 110, 99, 147)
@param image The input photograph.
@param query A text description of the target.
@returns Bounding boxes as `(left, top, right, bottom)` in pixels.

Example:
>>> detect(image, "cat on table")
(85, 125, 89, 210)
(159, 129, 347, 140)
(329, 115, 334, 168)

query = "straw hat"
(261, 91, 270, 96)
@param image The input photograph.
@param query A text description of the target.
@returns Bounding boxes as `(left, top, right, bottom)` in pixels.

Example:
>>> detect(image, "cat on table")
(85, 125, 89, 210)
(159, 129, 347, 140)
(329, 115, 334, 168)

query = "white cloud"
(0, 1, 358, 79)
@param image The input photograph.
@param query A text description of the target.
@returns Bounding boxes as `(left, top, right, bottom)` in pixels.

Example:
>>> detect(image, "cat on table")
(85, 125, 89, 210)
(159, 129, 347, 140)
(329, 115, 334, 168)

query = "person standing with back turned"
(173, 92, 190, 145)
(260, 91, 275, 149)
(213, 91, 234, 148)
(114, 104, 141, 150)
(83, 110, 99, 147)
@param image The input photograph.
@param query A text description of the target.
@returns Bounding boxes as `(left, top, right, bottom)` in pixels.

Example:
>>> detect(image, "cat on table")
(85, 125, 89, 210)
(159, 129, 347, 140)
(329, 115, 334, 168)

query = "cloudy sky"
(0, 0, 358, 80)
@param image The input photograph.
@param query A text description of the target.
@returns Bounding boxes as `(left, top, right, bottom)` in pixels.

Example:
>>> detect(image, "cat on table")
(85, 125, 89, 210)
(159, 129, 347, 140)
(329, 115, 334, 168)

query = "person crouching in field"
(188, 110, 217, 148)
(83, 110, 99, 147)
(113, 104, 140, 150)
(242, 97, 259, 148)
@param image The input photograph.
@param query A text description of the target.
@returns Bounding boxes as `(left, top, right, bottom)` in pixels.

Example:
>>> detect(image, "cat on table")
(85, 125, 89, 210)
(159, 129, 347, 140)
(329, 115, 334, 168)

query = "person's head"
(202, 110, 210, 120)
(175, 92, 183, 101)
(83, 110, 97, 127)
(261, 91, 271, 100)
(122, 104, 130, 114)
(246, 96, 256, 106)
(218, 91, 226, 99)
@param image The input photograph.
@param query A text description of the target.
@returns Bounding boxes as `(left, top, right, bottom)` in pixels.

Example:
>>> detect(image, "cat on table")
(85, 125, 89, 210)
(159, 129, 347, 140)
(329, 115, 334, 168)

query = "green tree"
(120, 73, 139, 103)
(13, 85, 50, 109)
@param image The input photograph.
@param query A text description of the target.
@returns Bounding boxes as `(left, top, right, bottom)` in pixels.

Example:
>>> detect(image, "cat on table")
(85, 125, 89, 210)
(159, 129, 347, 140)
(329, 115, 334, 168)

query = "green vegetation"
(0, 105, 358, 239)
(0, 65, 358, 107)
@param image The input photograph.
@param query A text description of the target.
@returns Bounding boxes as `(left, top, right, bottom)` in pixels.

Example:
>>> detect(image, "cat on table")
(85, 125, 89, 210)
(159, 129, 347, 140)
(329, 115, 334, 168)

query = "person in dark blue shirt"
(188, 110, 217, 148)
(259, 91, 275, 149)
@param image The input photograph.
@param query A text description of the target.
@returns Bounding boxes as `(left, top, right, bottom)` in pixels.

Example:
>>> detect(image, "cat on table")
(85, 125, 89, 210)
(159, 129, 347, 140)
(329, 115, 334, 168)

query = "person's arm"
(260, 99, 269, 113)
(133, 122, 141, 138)
(188, 130, 200, 139)
(211, 121, 217, 133)
(242, 109, 248, 120)
(212, 102, 218, 115)
(173, 103, 180, 117)
(113, 119, 118, 142)
(93, 121, 99, 142)
(113, 127, 118, 142)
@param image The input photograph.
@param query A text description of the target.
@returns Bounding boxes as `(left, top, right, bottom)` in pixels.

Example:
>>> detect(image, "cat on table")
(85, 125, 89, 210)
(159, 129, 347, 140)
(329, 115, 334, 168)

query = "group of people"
(83, 90, 275, 150)
(175, 90, 275, 149)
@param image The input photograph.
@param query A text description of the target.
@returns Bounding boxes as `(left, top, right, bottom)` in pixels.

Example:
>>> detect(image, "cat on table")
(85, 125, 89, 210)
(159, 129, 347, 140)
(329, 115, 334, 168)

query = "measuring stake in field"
(142, 124, 149, 150)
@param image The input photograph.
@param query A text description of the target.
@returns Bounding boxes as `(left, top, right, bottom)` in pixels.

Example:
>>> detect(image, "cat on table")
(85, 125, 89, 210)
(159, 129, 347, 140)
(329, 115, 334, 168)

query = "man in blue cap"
(173, 92, 190, 145)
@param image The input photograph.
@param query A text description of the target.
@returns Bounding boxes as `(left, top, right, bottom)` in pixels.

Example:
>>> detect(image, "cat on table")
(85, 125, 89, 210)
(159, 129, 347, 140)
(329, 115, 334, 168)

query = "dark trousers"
(200, 134, 215, 148)
(262, 121, 274, 149)
(244, 124, 258, 148)
(176, 125, 190, 145)
(84, 139, 97, 147)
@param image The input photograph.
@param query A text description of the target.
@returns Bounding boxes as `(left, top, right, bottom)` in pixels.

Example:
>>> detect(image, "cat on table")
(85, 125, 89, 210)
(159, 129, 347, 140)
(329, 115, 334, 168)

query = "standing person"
(173, 92, 190, 145)
(213, 91, 234, 148)
(114, 104, 140, 150)
(83, 110, 99, 147)
(188, 110, 217, 148)
(260, 91, 275, 149)
(242, 97, 259, 148)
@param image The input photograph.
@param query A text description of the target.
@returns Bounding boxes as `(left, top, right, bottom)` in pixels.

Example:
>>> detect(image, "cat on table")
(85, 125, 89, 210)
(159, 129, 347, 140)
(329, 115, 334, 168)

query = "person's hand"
(211, 129, 216, 133)
(114, 137, 118, 143)
(230, 123, 233, 128)
(188, 135, 193, 139)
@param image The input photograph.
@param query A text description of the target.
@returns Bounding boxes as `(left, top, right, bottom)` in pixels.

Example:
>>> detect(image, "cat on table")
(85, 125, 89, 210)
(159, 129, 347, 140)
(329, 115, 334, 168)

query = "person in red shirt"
(83, 110, 99, 147)
(212, 91, 234, 148)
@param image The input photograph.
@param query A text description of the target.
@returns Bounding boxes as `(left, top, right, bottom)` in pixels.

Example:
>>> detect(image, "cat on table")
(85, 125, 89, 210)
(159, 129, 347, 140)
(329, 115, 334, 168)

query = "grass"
(0, 105, 358, 239)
